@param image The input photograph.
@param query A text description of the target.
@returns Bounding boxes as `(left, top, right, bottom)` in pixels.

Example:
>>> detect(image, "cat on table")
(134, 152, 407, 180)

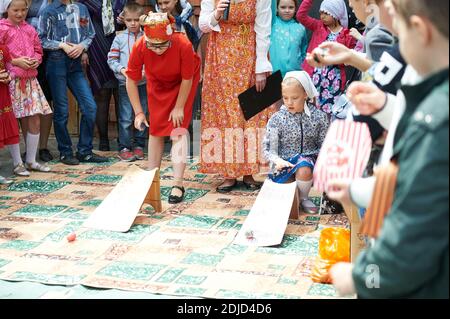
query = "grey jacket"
(107, 29, 146, 86)
(365, 25, 394, 62)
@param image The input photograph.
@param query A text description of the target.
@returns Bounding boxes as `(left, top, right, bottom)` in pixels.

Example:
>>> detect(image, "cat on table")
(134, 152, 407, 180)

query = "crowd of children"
(0, 0, 447, 298)
(0, 0, 354, 178)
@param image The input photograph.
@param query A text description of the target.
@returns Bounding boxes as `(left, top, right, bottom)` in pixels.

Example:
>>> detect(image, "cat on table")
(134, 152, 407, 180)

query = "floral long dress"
(312, 31, 342, 117)
(200, 0, 275, 178)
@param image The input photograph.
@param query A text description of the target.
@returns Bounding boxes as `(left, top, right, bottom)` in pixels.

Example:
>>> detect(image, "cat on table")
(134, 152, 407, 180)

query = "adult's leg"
(147, 135, 164, 170)
(94, 88, 112, 151)
(133, 85, 149, 150)
(171, 134, 188, 189)
(169, 133, 188, 201)
(39, 114, 53, 150)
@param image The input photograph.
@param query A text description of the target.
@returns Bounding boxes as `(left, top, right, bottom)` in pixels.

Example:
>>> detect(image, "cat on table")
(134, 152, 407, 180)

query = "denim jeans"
(118, 84, 148, 151)
(46, 50, 97, 157)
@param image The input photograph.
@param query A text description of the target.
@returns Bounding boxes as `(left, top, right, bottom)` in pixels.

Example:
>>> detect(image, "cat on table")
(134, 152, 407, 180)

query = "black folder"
(238, 70, 283, 121)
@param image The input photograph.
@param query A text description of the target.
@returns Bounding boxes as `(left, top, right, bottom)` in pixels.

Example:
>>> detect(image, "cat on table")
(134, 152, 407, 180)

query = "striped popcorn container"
(314, 120, 372, 193)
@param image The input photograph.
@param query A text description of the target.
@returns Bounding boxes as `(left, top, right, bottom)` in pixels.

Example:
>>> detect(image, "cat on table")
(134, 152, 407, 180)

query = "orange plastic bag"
(311, 257, 334, 283)
(319, 227, 351, 262)
(311, 227, 351, 283)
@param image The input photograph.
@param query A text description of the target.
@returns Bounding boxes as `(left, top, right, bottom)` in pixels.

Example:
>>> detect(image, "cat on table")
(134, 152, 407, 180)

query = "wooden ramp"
(234, 180, 299, 247)
(83, 165, 161, 232)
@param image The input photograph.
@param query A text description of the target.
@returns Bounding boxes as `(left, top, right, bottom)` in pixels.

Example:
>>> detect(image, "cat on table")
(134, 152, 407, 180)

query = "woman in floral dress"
(199, 0, 274, 193)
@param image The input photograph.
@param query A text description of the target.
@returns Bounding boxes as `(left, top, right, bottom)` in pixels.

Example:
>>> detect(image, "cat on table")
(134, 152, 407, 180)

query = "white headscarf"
(320, 0, 349, 29)
(0, 0, 13, 16)
(284, 71, 319, 115)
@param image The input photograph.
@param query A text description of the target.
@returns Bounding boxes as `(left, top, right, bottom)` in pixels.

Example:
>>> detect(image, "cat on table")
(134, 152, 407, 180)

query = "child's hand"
(346, 81, 387, 115)
(28, 58, 40, 69)
(168, 106, 185, 128)
(0, 70, 11, 84)
(81, 52, 89, 68)
(306, 42, 352, 68)
(60, 42, 74, 55)
(329, 262, 356, 296)
(67, 44, 85, 59)
(326, 179, 352, 207)
(255, 72, 269, 92)
(121, 68, 128, 79)
(134, 112, 149, 131)
(12, 57, 33, 70)
(275, 159, 295, 172)
(214, 0, 230, 20)
(350, 28, 363, 41)
(117, 12, 125, 25)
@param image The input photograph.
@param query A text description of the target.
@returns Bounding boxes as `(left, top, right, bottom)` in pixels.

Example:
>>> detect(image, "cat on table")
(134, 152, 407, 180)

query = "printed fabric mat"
(0, 155, 350, 299)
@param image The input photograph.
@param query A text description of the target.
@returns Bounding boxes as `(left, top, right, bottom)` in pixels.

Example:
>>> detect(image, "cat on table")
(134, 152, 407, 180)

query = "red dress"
(0, 45, 19, 149)
(126, 33, 201, 137)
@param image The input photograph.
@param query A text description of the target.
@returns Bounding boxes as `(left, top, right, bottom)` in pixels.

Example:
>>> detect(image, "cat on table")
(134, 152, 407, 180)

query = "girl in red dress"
(0, 45, 22, 184)
(127, 12, 200, 204)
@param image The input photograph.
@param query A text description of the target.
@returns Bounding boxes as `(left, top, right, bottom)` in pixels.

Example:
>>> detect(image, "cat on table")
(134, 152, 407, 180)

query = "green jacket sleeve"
(352, 105, 449, 298)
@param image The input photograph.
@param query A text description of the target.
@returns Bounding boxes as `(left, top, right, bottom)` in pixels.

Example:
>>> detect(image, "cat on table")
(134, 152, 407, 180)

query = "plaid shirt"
(38, 0, 95, 51)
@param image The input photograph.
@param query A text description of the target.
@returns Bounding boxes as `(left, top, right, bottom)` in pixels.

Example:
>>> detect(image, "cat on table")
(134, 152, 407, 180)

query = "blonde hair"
(281, 77, 315, 104)
(282, 77, 304, 89)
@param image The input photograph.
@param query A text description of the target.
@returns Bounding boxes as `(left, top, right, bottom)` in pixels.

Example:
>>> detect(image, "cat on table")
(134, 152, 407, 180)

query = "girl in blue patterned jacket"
(263, 71, 329, 213)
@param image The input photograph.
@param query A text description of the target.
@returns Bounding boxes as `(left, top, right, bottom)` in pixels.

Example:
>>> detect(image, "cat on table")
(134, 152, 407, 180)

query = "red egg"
(67, 233, 76, 242)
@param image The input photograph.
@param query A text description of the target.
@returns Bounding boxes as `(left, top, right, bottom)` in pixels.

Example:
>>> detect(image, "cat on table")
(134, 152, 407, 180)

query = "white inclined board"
(83, 166, 157, 232)
(234, 179, 297, 247)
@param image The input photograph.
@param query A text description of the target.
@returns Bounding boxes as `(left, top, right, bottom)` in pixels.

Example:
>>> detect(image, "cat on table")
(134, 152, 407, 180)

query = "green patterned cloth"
(0, 155, 351, 299)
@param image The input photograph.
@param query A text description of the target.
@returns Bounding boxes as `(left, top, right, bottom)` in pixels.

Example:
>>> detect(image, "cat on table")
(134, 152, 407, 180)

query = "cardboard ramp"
(234, 179, 299, 247)
(83, 165, 161, 232)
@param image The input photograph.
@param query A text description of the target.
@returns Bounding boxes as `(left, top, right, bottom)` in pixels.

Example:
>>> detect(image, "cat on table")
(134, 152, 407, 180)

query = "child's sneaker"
(13, 163, 30, 177)
(117, 148, 136, 162)
(25, 162, 51, 172)
(0, 175, 13, 185)
(301, 198, 318, 214)
(133, 147, 144, 160)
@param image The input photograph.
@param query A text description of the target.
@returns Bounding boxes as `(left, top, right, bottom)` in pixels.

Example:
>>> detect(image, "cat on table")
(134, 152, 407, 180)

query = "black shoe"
(216, 180, 238, 193)
(242, 179, 262, 190)
(60, 154, 80, 166)
(39, 149, 54, 162)
(76, 152, 109, 163)
(168, 185, 185, 204)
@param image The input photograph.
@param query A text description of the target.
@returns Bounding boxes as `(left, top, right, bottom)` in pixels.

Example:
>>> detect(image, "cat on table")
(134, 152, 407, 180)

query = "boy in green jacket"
(329, 0, 449, 298)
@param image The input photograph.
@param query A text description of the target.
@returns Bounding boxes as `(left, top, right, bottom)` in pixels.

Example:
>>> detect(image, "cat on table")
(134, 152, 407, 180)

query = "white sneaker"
(301, 198, 318, 214)
(13, 163, 30, 176)
(0, 175, 14, 185)
(25, 162, 51, 172)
